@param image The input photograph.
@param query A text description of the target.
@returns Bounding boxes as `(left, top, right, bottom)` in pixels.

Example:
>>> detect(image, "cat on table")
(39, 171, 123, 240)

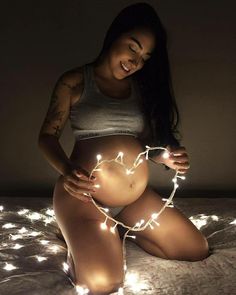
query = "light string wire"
(73, 145, 185, 294)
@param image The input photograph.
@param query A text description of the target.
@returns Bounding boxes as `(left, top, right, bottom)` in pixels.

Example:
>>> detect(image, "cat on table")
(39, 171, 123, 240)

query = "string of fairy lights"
(72, 145, 186, 294)
(0, 145, 187, 295)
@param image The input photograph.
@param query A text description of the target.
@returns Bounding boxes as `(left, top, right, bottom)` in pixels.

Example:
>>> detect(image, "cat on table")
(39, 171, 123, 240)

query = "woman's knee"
(85, 279, 123, 295)
(168, 236, 210, 262)
(75, 268, 123, 295)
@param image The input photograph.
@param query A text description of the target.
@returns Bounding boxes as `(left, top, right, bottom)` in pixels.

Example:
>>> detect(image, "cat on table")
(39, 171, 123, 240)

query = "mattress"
(0, 196, 235, 295)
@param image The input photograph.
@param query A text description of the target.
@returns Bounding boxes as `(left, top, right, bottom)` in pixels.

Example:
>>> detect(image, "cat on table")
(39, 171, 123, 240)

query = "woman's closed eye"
(129, 45, 146, 63)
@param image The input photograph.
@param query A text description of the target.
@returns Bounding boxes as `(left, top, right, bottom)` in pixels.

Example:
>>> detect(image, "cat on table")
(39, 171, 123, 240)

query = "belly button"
(129, 181, 135, 189)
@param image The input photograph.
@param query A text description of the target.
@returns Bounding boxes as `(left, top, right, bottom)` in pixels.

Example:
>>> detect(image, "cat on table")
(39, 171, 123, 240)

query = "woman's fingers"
(64, 180, 95, 194)
(63, 183, 93, 202)
(174, 162, 190, 169)
(65, 175, 95, 189)
(170, 146, 187, 154)
(177, 169, 188, 174)
(170, 154, 188, 162)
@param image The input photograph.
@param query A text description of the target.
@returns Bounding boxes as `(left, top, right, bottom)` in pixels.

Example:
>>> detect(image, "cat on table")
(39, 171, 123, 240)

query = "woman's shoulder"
(58, 64, 87, 87)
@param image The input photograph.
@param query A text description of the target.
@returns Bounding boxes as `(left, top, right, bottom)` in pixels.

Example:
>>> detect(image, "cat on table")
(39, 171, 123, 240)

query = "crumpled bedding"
(0, 196, 235, 295)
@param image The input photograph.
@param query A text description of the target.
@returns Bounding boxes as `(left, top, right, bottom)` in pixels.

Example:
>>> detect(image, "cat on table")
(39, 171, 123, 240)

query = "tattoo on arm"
(43, 93, 65, 137)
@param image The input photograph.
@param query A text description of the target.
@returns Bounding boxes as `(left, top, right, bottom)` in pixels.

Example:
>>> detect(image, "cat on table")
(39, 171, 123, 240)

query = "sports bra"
(69, 63, 146, 141)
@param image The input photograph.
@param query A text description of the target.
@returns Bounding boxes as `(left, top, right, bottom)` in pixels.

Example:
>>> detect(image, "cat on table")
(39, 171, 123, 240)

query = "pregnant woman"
(38, 3, 209, 294)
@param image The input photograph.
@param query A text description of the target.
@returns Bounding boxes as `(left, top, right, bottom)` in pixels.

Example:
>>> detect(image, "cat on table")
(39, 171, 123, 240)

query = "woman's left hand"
(162, 145, 190, 174)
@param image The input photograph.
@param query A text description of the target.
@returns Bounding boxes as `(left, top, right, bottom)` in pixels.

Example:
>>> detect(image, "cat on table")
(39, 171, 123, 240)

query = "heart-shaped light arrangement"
(74, 145, 186, 294)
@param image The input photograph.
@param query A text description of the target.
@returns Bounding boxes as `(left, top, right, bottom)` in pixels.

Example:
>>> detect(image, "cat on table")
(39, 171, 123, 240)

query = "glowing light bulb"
(40, 240, 49, 245)
(0, 205, 3, 211)
(36, 256, 47, 262)
(49, 245, 60, 253)
(12, 243, 24, 249)
(211, 215, 219, 221)
(46, 208, 54, 216)
(44, 217, 54, 225)
(96, 154, 102, 161)
(118, 287, 124, 294)
(18, 209, 29, 215)
(2, 223, 16, 229)
(27, 212, 41, 220)
(100, 222, 107, 230)
(126, 272, 138, 285)
(177, 175, 186, 180)
(75, 285, 89, 294)
(18, 227, 28, 234)
(3, 263, 17, 271)
(162, 151, 170, 159)
(29, 231, 41, 237)
(10, 234, 22, 240)
(94, 184, 100, 188)
(110, 226, 116, 234)
(151, 213, 158, 219)
(102, 207, 109, 213)
(127, 235, 136, 239)
(63, 262, 69, 272)
(110, 223, 118, 234)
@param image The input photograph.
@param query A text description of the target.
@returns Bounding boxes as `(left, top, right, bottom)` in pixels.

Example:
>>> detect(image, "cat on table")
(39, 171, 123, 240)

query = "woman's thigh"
(116, 185, 210, 262)
(53, 176, 124, 293)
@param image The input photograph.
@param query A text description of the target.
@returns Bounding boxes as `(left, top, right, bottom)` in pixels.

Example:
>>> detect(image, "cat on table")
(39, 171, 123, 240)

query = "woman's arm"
(38, 70, 81, 176)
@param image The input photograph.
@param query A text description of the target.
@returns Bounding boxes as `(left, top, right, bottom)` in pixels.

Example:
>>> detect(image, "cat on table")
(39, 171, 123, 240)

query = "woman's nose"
(129, 56, 141, 68)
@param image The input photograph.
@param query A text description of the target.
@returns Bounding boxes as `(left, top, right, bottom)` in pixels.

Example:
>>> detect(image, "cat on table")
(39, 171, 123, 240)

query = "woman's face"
(107, 27, 156, 79)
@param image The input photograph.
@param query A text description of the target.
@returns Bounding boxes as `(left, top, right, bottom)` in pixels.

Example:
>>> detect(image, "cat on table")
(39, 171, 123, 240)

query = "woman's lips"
(120, 62, 130, 74)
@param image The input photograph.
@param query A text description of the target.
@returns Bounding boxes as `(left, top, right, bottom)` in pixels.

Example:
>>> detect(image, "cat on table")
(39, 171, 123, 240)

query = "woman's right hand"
(62, 166, 97, 202)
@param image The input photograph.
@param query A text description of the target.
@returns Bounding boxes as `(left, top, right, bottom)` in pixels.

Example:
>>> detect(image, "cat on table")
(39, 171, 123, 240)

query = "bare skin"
(39, 27, 209, 294)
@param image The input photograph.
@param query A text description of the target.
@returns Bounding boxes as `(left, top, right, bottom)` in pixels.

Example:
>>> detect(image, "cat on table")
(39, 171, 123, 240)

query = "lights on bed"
(12, 243, 24, 250)
(189, 214, 223, 230)
(125, 271, 149, 292)
(230, 219, 236, 225)
(36, 256, 47, 262)
(75, 285, 90, 294)
(2, 223, 17, 229)
(3, 263, 18, 271)
(63, 262, 69, 272)
(48, 245, 61, 254)
(18, 227, 28, 234)
(0, 145, 186, 294)
(18, 208, 29, 215)
(40, 240, 50, 245)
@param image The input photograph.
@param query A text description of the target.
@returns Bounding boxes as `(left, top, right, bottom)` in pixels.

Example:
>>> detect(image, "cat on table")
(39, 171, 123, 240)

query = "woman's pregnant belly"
(69, 135, 149, 207)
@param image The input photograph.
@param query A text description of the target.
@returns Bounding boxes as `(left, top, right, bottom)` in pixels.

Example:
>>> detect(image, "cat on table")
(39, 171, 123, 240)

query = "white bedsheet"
(0, 197, 235, 295)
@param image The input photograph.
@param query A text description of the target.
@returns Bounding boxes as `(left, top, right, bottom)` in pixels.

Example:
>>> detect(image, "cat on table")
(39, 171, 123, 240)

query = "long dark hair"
(92, 2, 182, 152)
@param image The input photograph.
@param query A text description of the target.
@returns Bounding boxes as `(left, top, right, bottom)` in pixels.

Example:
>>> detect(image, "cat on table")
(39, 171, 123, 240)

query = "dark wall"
(1, 0, 235, 197)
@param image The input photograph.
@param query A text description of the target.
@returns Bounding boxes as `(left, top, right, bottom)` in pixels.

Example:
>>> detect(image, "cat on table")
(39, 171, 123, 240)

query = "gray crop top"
(69, 63, 146, 141)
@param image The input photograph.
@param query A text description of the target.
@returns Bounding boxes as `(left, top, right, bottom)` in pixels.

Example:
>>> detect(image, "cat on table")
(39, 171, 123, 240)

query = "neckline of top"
(88, 63, 134, 101)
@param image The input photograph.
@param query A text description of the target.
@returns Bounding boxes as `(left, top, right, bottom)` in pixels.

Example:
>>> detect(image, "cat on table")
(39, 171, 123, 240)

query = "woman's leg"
(116, 185, 210, 262)
(53, 176, 124, 295)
